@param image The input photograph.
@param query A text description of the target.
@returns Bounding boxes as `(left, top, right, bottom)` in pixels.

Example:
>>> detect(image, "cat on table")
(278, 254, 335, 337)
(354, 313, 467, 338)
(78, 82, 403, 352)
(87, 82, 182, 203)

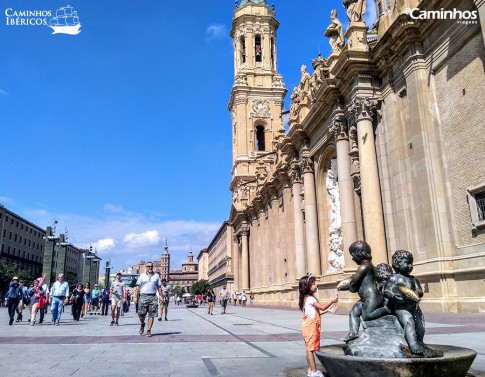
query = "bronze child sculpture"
(338, 241, 390, 342)
(384, 250, 425, 355)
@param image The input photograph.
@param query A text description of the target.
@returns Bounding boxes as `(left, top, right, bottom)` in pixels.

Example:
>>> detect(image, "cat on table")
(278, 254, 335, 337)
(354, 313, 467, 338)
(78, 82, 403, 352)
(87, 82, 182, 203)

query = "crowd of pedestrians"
(4, 272, 135, 328)
(4, 267, 256, 330)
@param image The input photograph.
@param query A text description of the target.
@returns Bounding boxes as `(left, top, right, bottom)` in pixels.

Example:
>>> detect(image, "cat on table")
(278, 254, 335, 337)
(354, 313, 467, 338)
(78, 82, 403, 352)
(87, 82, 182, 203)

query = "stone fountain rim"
(316, 343, 477, 362)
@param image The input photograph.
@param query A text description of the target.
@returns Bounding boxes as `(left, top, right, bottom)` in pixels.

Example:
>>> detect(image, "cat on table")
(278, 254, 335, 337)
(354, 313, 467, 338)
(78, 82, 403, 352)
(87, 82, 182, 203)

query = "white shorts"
(111, 295, 122, 308)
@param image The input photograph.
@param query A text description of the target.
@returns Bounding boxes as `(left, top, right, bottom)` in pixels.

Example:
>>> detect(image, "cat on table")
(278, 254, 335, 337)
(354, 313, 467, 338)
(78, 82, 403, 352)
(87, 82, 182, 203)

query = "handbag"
(38, 295, 46, 309)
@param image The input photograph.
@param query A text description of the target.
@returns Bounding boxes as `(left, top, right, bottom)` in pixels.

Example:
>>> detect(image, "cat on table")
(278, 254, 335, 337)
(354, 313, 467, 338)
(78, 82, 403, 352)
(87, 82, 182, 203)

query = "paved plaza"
(1, 303, 484, 377)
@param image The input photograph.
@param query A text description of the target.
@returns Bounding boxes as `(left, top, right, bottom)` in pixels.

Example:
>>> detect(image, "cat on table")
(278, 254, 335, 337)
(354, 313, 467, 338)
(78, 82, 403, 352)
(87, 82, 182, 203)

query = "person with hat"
(6, 276, 21, 325)
(16, 280, 29, 322)
(91, 284, 101, 315)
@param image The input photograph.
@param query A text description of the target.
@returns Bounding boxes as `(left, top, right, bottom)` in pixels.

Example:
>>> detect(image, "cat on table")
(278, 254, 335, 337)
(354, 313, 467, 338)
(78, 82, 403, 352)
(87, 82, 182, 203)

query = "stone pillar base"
(344, 22, 368, 51)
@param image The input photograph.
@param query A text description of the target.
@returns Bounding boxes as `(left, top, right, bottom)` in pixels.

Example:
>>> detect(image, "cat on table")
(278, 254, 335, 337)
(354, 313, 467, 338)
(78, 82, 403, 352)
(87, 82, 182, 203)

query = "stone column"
(301, 150, 322, 275)
(291, 162, 306, 279)
(232, 232, 241, 292)
(331, 118, 358, 270)
(241, 226, 250, 290)
(350, 98, 387, 263)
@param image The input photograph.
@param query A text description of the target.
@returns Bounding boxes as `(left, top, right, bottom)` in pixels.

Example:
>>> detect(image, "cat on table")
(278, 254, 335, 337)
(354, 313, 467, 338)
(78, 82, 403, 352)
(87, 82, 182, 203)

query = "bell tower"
(229, 0, 287, 211)
(160, 238, 170, 281)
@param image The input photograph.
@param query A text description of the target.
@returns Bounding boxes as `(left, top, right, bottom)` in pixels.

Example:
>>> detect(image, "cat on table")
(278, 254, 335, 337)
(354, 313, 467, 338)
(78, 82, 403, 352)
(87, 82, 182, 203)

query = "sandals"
(146, 330, 152, 337)
(139, 323, 145, 335)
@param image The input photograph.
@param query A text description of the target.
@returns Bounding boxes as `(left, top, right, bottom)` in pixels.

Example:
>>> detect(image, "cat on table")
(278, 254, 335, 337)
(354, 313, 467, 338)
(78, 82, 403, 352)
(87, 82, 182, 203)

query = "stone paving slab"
(1, 304, 484, 376)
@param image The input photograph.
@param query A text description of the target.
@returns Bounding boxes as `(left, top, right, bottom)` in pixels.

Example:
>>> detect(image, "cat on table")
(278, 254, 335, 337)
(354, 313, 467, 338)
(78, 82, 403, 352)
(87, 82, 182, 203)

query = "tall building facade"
(0, 205, 45, 278)
(229, 0, 485, 312)
(205, 222, 235, 295)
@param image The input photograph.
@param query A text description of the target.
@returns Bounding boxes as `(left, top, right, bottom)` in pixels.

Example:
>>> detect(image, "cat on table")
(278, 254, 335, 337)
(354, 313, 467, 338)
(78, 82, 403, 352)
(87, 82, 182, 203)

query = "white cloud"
(206, 24, 228, 40)
(4, 202, 222, 272)
(123, 230, 160, 247)
(0, 196, 16, 206)
(94, 238, 116, 251)
(104, 203, 124, 213)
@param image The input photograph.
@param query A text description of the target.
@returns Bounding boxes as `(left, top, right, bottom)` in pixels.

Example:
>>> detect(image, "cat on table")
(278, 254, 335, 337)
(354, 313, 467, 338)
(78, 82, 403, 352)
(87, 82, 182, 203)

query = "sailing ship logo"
(48, 5, 81, 35)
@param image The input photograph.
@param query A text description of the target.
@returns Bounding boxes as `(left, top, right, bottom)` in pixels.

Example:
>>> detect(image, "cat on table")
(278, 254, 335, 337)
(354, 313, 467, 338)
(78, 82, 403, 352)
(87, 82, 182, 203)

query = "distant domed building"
(129, 242, 198, 292)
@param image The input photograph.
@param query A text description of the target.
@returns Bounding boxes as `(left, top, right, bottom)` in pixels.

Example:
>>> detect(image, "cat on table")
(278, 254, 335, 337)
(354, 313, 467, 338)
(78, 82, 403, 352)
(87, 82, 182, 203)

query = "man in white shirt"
(134, 262, 162, 337)
(49, 273, 69, 326)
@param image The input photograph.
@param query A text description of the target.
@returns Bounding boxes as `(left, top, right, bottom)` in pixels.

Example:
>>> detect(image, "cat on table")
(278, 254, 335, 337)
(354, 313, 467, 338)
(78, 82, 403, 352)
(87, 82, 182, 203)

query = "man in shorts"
(110, 273, 126, 326)
(158, 279, 172, 321)
(134, 262, 162, 337)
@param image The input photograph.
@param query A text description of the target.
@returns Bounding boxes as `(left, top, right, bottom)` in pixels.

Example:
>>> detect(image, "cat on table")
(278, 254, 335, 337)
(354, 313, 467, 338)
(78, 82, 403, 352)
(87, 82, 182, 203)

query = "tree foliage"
(0, 258, 35, 291)
(129, 277, 137, 288)
(190, 279, 210, 295)
(172, 285, 183, 297)
(65, 272, 78, 285)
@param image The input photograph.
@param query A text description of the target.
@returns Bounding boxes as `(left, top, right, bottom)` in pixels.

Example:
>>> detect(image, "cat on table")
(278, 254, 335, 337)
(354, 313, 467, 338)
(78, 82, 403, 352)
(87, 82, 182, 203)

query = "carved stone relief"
(250, 99, 271, 118)
(326, 158, 344, 272)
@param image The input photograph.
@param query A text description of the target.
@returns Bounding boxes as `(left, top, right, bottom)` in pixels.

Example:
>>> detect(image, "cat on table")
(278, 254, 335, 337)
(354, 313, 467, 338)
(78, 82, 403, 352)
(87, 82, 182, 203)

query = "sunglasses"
(146, 265, 153, 268)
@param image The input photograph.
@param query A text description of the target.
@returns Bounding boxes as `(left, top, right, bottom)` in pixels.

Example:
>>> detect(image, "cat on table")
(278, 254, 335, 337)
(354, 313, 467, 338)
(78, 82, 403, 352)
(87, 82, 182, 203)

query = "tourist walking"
(232, 292, 237, 306)
(249, 292, 254, 307)
(134, 262, 162, 337)
(158, 279, 172, 321)
(101, 285, 110, 315)
(206, 286, 216, 315)
(28, 279, 44, 326)
(240, 291, 247, 307)
(91, 284, 101, 315)
(6, 276, 21, 325)
(219, 285, 229, 314)
(70, 283, 84, 321)
(299, 274, 338, 377)
(16, 280, 29, 322)
(49, 273, 69, 326)
(82, 282, 91, 318)
(39, 278, 49, 324)
(110, 272, 126, 326)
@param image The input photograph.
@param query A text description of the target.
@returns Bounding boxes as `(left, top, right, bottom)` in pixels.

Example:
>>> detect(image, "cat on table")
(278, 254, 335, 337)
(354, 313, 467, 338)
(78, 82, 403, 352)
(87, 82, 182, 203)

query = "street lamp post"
(105, 259, 111, 287)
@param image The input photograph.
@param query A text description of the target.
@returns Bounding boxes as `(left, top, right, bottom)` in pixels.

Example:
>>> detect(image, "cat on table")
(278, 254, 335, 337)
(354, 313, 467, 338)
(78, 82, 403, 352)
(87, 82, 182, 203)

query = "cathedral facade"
(229, 0, 485, 312)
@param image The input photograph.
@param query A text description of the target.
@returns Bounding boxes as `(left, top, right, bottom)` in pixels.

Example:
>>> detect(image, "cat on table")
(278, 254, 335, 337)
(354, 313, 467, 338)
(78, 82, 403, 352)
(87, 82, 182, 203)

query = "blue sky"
(0, 0, 376, 273)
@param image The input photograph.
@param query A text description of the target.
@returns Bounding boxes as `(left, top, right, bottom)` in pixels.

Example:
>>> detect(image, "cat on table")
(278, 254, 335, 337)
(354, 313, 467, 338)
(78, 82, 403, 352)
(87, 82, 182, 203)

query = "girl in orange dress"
(299, 274, 338, 377)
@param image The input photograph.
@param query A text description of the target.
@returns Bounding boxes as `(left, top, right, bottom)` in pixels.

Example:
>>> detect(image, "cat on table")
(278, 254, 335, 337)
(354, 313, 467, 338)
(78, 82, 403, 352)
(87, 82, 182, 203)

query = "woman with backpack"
(6, 276, 21, 325)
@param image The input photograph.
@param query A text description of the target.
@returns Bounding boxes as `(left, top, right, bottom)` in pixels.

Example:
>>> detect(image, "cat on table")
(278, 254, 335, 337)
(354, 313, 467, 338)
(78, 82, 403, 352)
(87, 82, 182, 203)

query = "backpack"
(6, 285, 21, 302)
(22, 289, 31, 305)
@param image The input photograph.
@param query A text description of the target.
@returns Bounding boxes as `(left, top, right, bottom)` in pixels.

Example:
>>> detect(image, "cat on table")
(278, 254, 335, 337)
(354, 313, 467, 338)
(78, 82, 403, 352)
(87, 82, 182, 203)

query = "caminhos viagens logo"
(403, 7, 478, 24)
(5, 5, 81, 35)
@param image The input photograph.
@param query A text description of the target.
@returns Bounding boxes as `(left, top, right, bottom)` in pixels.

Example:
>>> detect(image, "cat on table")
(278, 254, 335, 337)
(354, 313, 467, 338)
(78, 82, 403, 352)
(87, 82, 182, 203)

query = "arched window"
(255, 35, 262, 62)
(256, 125, 265, 151)
(270, 37, 275, 68)
(240, 36, 246, 63)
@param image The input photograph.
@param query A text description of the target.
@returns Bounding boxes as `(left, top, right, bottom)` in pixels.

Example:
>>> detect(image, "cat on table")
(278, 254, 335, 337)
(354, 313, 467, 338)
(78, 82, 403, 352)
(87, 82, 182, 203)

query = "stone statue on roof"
(343, 0, 366, 23)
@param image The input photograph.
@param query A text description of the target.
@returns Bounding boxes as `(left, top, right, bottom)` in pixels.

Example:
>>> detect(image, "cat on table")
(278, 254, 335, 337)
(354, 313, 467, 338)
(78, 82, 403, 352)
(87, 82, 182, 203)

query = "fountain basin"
(315, 344, 477, 377)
